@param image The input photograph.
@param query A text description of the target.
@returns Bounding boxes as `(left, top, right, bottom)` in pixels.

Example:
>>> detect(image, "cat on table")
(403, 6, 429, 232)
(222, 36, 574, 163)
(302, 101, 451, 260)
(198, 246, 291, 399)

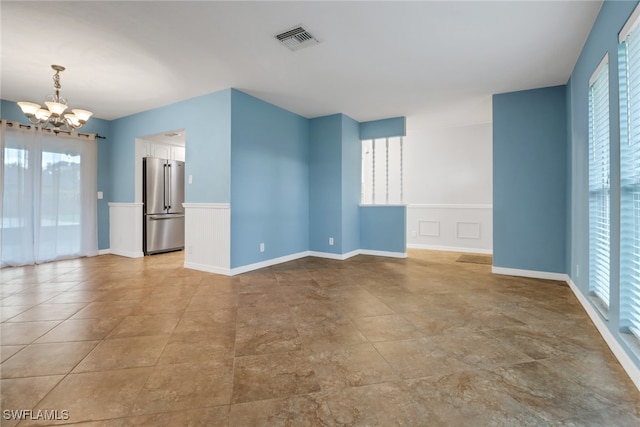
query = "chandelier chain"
(53, 71, 61, 91)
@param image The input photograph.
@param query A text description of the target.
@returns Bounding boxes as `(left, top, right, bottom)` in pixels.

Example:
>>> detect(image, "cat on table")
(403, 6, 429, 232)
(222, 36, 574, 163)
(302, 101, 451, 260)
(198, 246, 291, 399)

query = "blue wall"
(308, 113, 365, 255)
(3, 93, 408, 264)
(493, 86, 568, 273)
(341, 115, 361, 254)
(1, 99, 113, 250)
(567, 0, 639, 367)
(110, 90, 231, 204)
(356, 116, 407, 255)
(229, 90, 309, 268)
(360, 206, 407, 253)
(360, 117, 406, 140)
(494, 0, 640, 374)
(309, 114, 343, 254)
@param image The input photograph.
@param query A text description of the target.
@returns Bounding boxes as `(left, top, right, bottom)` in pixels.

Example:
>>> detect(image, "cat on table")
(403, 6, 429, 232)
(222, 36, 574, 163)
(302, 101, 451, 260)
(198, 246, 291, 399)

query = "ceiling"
(1, 1, 602, 127)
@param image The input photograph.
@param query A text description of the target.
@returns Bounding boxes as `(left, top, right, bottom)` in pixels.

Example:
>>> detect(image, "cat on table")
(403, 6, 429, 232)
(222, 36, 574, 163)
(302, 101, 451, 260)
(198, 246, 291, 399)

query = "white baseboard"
(309, 249, 407, 260)
(566, 277, 640, 391)
(109, 249, 144, 258)
(184, 261, 232, 276)
(491, 266, 567, 281)
(360, 249, 407, 258)
(229, 251, 311, 275)
(98, 249, 111, 256)
(408, 243, 493, 255)
(198, 249, 410, 275)
(308, 250, 360, 261)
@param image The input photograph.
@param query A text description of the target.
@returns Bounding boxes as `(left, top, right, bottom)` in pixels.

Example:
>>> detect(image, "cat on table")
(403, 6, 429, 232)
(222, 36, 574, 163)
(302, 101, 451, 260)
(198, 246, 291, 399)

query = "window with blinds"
(361, 137, 404, 205)
(588, 54, 610, 312)
(620, 8, 640, 340)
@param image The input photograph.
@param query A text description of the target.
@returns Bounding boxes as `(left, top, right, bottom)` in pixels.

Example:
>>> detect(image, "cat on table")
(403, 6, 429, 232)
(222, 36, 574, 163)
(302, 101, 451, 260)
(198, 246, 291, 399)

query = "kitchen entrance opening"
(134, 129, 186, 256)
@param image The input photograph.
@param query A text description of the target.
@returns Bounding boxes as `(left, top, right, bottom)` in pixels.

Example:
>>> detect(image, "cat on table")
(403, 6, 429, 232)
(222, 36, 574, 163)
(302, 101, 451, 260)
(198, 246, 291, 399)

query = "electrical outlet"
(188, 245, 193, 255)
(576, 264, 580, 278)
(329, 237, 334, 246)
(260, 243, 265, 252)
(188, 175, 193, 184)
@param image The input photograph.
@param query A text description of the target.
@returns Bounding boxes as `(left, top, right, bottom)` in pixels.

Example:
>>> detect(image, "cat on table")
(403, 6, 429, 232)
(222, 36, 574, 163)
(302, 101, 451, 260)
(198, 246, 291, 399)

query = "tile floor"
(1, 250, 639, 426)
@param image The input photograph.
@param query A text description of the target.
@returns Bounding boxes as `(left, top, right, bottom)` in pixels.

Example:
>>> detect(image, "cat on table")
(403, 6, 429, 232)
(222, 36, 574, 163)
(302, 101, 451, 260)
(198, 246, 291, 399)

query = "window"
(361, 137, 404, 205)
(620, 9, 640, 339)
(588, 54, 610, 312)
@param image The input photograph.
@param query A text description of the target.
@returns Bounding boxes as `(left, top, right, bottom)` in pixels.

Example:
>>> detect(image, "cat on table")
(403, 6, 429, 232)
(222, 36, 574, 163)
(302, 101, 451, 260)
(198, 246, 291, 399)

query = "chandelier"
(17, 65, 93, 131)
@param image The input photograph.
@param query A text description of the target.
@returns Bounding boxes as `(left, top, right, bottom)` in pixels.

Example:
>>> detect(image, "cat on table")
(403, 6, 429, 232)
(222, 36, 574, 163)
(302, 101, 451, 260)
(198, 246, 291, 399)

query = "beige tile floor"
(1, 249, 639, 426)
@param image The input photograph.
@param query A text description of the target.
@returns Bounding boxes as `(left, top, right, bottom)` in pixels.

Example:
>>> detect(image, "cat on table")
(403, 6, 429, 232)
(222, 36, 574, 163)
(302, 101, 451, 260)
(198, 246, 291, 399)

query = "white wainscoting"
(108, 203, 144, 258)
(183, 203, 231, 275)
(407, 204, 492, 254)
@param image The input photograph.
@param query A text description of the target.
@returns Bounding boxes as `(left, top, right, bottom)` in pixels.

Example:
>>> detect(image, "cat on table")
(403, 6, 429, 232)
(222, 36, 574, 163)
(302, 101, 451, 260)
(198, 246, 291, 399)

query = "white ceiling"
(1, 1, 602, 126)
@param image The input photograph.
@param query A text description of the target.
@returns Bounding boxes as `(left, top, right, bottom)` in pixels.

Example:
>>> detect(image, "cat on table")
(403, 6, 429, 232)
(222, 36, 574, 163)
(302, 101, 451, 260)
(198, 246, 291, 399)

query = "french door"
(1, 121, 98, 267)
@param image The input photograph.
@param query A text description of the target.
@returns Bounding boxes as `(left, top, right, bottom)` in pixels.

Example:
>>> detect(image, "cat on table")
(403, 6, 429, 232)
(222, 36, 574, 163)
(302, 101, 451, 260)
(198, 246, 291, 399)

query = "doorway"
(134, 129, 186, 203)
(134, 129, 186, 257)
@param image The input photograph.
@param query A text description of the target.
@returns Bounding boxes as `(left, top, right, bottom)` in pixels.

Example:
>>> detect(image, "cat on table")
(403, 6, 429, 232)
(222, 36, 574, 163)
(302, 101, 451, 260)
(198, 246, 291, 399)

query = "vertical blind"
(620, 23, 640, 339)
(588, 55, 610, 309)
(361, 137, 404, 205)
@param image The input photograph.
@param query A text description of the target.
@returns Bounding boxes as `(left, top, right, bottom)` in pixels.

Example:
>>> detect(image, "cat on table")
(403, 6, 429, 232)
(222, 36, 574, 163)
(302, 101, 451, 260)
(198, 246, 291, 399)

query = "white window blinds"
(588, 54, 610, 310)
(620, 19, 640, 339)
(361, 137, 404, 205)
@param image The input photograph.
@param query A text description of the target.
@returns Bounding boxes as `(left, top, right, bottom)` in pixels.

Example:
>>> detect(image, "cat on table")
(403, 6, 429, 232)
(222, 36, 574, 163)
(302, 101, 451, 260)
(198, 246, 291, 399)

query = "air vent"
(275, 26, 319, 51)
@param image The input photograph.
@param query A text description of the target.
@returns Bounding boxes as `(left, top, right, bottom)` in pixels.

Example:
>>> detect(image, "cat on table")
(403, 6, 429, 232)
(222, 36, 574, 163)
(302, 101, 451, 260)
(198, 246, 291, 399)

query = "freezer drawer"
(144, 214, 185, 255)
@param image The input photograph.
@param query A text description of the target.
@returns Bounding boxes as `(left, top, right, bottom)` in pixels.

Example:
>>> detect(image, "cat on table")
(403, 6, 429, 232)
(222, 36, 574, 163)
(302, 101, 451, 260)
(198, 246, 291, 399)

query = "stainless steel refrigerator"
(143, 157, 185, 255)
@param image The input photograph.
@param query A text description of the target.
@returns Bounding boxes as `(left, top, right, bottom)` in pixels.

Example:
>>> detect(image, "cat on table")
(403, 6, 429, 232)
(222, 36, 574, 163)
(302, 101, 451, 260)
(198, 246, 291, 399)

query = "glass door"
(1, 123, 97, 267)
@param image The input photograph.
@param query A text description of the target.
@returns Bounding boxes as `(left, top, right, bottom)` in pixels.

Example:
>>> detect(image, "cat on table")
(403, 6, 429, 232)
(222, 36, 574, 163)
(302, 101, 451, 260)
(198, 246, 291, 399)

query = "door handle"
(149, 215, 184, 220)
(163, 164, 169, 210)
(168, 163, 172, 209)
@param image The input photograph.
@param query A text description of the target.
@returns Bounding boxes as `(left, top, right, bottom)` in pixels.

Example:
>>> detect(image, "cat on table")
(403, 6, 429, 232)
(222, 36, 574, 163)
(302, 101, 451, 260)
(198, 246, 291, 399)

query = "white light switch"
(188, 175, 193, 184)
(97, 191, 103, 199)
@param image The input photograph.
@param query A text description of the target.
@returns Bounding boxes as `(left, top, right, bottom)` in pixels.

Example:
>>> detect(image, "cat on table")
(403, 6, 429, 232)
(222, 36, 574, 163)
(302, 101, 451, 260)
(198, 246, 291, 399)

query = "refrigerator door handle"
(164, 163, 170, 210)
(149, 215, 185, 220)
(168, 163, 172, 209)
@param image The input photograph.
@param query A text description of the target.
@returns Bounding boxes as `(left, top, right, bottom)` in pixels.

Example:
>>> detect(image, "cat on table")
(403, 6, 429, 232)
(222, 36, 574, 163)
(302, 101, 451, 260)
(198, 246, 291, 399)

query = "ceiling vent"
(275, 26, 319, 51)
